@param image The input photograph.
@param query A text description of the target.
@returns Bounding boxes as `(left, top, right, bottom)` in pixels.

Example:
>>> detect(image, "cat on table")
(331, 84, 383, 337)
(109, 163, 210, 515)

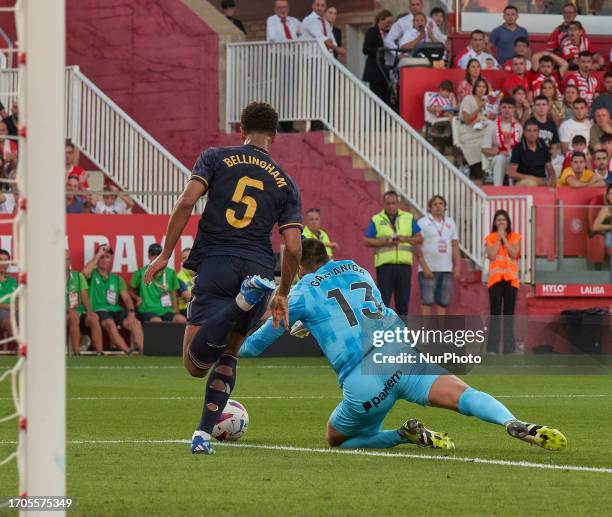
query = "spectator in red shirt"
(531, 54, 567, 99)
(565, 52, 601, 108)
(65, 141, 89, 189)
(547, 2, 584, 53)
(502, 56, 530, 96)
(560, 22, 603, 70)
(502, 37, 532, 73)
(562, 135, 589, 169)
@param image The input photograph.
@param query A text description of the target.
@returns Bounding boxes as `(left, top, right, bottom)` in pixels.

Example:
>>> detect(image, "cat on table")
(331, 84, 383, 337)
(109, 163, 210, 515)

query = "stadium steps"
(323, 132, 382, 186)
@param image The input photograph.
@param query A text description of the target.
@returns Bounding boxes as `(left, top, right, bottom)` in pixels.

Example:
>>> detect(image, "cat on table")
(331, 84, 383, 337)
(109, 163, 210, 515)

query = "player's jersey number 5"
(226, 176, 264, 229)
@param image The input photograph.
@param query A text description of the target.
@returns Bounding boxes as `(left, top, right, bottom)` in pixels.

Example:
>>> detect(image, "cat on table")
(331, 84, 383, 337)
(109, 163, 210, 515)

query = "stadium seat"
(586, 194, 605, 264)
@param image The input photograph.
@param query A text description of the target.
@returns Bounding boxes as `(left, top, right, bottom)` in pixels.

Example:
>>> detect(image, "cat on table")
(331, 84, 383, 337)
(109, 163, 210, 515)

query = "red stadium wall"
(66, 0, 220, 167)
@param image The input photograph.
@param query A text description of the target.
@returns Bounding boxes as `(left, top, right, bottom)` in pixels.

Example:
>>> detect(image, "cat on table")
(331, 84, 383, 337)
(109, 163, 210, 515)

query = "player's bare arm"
(270, 227, 302, 329)
(145, 180, 206, 285)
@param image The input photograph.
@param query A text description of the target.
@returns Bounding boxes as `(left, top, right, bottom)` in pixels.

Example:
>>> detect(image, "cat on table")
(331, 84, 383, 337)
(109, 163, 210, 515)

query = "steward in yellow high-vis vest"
(363, 192, 423, 316)
(302, 225, 333, 257)
(303, 208, 338, 258)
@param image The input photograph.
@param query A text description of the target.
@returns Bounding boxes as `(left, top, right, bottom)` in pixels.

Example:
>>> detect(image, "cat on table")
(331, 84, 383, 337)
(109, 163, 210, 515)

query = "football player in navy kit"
(145, 102, 303, 454)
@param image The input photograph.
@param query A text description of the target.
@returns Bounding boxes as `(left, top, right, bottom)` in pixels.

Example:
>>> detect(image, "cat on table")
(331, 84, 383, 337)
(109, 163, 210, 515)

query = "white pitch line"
(0, 438, 610, 474)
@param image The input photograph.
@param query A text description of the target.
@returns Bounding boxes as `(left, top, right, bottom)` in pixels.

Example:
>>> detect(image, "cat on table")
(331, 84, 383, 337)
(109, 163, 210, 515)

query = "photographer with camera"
(364, 191, 423, 317)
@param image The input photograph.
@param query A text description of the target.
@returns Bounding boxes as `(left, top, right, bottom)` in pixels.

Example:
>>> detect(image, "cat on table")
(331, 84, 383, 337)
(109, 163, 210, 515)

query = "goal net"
(0, 0, 66, 512)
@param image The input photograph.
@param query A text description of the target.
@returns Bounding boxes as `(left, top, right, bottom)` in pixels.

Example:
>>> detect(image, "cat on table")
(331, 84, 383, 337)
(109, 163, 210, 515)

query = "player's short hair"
(301, 238, 330, 270)
(534, 94, 549, 104)
(604, 70, 612, 80)
(429, 7, 445, 17)
(306, 207, 321, 215)
(573, 98, 587, 107)
(504, 5, 518, 13)
(0, 248, 10, 259)
(601, 133, 612, 145)
(500, 97, 516, 107)
(578, 50, 592, 59)
(571, 135, 587, 146)
(594, 149, 608, 158)
(471, 30, 485, 38)
(65, 139, 75, 150)
(512, 86, 526, 95)
(383, 190, 398, 200)
(514, 36, 529, 47)
(439, 80, 453, 92)
(571, 151, 586, 161)
(240, 102, 279, 136)
(221, 0, 236, 9)
(568, 20, 582, 30)
(523, 119, 539, 131)
(539, 55, 553, 65)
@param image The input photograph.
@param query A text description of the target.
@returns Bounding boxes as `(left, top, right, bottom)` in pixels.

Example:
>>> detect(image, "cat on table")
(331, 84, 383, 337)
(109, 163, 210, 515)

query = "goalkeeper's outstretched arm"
(240, 288, 307, 357)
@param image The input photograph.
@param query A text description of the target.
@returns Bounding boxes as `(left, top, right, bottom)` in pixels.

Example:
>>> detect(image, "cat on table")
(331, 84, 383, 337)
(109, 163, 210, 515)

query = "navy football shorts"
(186, 255, 274, 336)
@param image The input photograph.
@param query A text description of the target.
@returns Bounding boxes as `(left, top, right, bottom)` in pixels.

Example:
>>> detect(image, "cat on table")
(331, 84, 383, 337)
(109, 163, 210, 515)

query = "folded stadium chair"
(587, 194, 605, 264)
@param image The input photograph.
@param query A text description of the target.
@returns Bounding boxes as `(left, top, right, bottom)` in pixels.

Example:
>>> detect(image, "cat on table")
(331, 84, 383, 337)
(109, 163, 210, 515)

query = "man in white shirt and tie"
(301, 0, 345, 57)
(266, 0, 301, 42)
(384, 0, 445, 59)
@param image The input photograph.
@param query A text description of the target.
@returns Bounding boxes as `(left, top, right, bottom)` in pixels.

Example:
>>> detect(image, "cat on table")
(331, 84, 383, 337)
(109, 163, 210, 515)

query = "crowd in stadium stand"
(374, 2, 612, 187)
(245, 0, 612, 188)
(65, 140, 135, 214)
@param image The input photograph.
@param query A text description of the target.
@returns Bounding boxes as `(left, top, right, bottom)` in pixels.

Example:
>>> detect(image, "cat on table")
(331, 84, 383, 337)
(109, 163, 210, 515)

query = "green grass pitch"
(1, 355, 612, 516)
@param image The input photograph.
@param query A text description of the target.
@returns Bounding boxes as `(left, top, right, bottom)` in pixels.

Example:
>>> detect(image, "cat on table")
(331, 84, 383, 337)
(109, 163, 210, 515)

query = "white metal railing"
(65, 67, 192, 214)
(0, 66, 193, 214)
(226, 40, 533, 282)
(0, 65, 17, 110)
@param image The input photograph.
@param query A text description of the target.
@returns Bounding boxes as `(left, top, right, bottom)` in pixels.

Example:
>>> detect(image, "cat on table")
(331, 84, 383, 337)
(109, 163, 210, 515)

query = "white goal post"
(18, 0, 66, 513)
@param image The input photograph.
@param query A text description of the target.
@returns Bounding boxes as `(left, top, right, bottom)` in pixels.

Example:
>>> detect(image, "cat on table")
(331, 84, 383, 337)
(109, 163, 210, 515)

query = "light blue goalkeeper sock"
(458, 387, 515, 426)
(339, 430, 405, 449)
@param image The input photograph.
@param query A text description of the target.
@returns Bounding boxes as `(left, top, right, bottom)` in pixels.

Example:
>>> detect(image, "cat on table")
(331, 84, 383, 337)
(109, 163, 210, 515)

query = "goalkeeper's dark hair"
(301, 239, 330, 271)
(240, 102, 278, 136)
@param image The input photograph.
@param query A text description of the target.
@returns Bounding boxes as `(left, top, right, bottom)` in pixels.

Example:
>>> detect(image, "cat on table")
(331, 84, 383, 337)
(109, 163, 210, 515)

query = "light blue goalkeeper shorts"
(329, 353, 445, 437)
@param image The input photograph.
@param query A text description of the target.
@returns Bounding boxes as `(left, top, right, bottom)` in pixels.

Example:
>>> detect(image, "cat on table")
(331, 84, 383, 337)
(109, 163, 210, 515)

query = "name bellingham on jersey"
(184, 143, 302, 271)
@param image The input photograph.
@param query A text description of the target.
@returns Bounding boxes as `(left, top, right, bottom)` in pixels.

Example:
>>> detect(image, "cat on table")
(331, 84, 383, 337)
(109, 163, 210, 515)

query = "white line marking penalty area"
(0, 439, 610, 475)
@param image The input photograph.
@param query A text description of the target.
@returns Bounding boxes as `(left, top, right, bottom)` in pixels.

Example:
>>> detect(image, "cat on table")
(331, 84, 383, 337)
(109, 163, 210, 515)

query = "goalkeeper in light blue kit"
(240, 239, 567, 451)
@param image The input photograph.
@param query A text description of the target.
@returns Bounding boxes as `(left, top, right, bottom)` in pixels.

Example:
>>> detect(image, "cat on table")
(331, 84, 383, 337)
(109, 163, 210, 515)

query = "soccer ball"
(212, 399, 249, 441)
